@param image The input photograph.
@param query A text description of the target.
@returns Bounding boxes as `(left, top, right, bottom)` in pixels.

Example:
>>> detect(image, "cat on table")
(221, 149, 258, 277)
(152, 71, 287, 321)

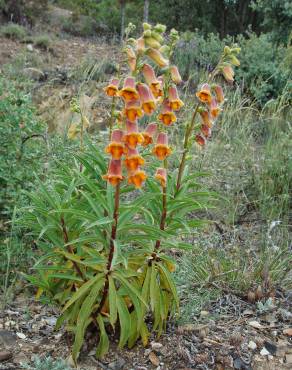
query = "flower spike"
(103, 159, 124, 186)
(153, 132, 172, 160)
(104, 78, 119, 97)
(105, 129, 125, 159)
(119, 77, 139, 102)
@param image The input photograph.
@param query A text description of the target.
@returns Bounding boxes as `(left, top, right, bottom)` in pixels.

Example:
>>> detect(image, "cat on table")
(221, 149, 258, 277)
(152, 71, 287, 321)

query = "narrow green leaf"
(96, 315, 109, 358)
(62, 274, 103, 313)
(116, 295, 131, 348)
(108, 275, 117, 328)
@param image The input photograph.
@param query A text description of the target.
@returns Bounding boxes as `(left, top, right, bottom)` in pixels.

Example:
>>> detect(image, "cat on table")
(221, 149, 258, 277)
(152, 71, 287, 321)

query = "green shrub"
(61, 14, 97, 37)
(0, 23, 27, 40)
(0, 77, 46, 219)
(33, 34, 52, 50)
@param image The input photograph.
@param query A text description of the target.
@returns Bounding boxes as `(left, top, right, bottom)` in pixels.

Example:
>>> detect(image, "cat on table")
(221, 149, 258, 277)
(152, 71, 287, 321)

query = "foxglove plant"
(21, 23, 240, 363)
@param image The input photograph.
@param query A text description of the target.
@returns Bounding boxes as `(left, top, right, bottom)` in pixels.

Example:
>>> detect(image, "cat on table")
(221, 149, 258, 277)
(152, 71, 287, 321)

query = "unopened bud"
(143, 22, 152, 31)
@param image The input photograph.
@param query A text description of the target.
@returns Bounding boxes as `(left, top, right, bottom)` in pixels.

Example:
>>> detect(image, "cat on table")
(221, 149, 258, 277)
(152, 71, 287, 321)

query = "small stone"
(248, 340, 257, 350)
(0, 330, 17, 349)
(151, 342, 163, 351)
(248, 320, 262, 329)
(283, 328, 292, 336)
(0, 350, 12, 362)
(285, 354, 292, 364)
(149, 351, 160, 366)
(263, 341, 277, 355)
(200, 310, 209, 317)
(260, 347, 270, 356)
(108, 357, 126, 370)
(27, 44, 34, 52)
(16, 332, 26, 340)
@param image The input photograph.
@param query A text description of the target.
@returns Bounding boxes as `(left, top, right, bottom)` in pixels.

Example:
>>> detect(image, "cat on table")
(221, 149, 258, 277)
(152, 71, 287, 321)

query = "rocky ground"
(0, 290, 291, 369)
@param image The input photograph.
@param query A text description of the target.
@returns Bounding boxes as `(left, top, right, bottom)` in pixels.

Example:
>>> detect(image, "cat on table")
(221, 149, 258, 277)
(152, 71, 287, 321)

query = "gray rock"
(0, 330, 17, 350)
(108, 357, 126, 370)
(26, 44, 34, 52)
(0, 350, 12, 362)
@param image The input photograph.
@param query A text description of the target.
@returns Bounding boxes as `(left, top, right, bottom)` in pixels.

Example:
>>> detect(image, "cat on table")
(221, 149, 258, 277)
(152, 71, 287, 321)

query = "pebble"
(248, 340, 257, 350)
(0, 350, 12, 362)
(151, 342, 163, 351)
(260, 347, 270, 356)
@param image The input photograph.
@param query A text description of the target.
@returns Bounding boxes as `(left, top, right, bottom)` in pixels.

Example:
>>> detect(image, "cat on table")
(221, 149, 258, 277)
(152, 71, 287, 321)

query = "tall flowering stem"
(96, 182, 120, 315)
(176, 104, 199, 191)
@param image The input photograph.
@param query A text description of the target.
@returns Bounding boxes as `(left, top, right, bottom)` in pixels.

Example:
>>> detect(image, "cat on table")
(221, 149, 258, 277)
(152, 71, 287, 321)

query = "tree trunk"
(120, 0, 126, 44)
(143, 0, 149, 23)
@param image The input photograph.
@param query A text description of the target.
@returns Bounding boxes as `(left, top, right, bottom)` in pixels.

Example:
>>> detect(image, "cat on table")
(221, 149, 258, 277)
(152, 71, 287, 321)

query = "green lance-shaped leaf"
(116, 295, 131, 348)
(62, 274, 104, 313)
(108, 275, 118, 328)
(157, 263, 179, 313)
(72, 277, 105, 361)
(96, 314, 109, 358)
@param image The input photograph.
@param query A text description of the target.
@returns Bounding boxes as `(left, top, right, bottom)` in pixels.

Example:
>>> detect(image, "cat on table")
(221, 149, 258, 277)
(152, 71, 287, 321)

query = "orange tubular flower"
(196, 83, 212, 104)
(119, 77, 139, 102)
(103, 159, 124, 186)
(222, 65, 234, 83)
(142, 64, 162, 98)
(105, 129, 125, 159)
(137, 83, 156, 115)
(199, 109, 213, 128)
(158, 100, 176, 126)
(155, 167, 167, 187)
(201, 124, 211, 138)
(195, 134, 206, 147)
(137, 37, 145, 55)
(141, 122, 157, 146)
(104, 78, 119, 97)
(146, 48, 169, 68)
(126, 47, 137, 72)
(128, 169, 147, 188)
(123, 120, 144, 149)
(209, 98, 221, 119)
(124, 100, 144, 122)
(124, 147, 145, 171)
(170, 65, 182, 84)
(168, 86, 184, 111)
(213, 84, 224, 103)
(153, 132, 172, 160)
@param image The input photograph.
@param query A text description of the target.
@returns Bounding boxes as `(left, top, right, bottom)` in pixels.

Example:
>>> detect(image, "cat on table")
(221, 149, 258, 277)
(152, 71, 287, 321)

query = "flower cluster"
(195, 83, 224, 146)
(103, 23, 183, 189)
